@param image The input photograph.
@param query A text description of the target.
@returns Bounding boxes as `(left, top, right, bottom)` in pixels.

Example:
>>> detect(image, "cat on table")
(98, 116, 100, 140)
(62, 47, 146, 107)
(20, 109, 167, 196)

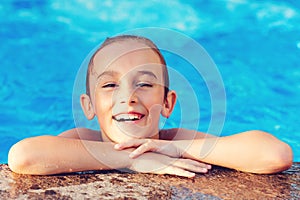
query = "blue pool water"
(0, 0, 299, 163)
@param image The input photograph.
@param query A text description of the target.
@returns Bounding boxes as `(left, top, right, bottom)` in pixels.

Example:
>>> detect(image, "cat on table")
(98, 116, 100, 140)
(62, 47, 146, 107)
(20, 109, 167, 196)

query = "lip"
(112, 111, 145, 123)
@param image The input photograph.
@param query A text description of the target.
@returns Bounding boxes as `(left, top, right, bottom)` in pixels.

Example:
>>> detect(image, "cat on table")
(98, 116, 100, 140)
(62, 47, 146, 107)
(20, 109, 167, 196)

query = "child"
(8, 35, 293, 177)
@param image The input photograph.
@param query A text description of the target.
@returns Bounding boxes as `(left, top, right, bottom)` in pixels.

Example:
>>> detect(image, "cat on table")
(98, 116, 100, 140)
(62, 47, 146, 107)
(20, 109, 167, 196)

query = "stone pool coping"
(0, 163, 299, 199)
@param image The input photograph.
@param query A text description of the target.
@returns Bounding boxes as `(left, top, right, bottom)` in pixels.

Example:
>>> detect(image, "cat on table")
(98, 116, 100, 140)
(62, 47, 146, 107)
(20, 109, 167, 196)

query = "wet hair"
(86, 35, 170, 99)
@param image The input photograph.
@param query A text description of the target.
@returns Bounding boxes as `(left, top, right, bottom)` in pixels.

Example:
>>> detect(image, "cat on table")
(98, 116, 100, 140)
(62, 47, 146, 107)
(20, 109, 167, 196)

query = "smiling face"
(80, 39, 176, 143)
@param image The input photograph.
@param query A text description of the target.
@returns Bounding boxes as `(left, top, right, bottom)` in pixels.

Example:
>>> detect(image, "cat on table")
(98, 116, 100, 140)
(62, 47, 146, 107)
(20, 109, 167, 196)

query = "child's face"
(85, 41, 174, 143)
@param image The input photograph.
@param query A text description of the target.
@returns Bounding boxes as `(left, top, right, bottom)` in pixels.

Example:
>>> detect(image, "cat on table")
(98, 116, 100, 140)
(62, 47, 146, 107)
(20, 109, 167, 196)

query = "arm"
(8, 135, 131, 175)
(115, 130, 293, 174)
(177, 130, 293, 174)
(8, 129, 209, 177)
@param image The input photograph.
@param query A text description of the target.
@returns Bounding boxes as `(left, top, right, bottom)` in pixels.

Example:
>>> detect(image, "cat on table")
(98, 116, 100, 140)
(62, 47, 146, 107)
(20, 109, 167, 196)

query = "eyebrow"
(136, 70, 157, 79)
(96, 70, 157, 80)
(96, 70, 119, 80)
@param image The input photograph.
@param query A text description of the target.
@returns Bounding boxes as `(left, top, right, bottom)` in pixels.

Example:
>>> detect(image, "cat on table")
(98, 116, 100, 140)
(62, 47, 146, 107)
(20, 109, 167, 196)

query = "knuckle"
(144, 141, 154, 148)
(145, 139, 153, 145)
(144, 142, 150, 147)
(145, 139, 151, 143)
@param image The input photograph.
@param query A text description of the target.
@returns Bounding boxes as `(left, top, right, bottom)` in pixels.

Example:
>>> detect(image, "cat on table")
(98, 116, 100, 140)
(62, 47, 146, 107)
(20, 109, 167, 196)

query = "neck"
(101, 130, 160, 143)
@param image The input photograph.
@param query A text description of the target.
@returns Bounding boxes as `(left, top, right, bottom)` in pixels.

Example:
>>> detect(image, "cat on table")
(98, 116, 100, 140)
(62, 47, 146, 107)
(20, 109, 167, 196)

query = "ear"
(161, 90, 177, 118)
(80, 94, 95, 120)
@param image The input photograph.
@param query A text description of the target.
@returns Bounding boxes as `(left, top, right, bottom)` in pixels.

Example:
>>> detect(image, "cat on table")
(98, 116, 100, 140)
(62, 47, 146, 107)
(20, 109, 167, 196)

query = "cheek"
(139, 89, 165, 110)
(94, 92, 113, 115)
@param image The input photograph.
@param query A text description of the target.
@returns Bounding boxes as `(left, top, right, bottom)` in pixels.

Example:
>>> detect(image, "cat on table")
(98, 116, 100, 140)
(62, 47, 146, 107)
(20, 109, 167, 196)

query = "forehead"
(91, 40, 163, 76)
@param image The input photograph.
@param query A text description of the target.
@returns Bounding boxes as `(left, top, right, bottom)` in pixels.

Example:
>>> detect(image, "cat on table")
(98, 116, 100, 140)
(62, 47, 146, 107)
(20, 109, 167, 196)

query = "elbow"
(8, 136, 54, 175)
(8, 139, 29, 174)
(269, 142, 293, 173)
(8, 138, 37, 174)
(258, 141, 293, 174)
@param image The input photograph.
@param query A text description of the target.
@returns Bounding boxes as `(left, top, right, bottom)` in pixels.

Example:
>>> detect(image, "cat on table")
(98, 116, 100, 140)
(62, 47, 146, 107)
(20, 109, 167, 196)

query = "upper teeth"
(114, 114, 142, 122)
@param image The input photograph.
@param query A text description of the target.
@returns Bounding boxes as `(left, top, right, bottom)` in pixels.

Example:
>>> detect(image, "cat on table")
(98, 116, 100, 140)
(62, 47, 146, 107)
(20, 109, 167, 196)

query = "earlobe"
(161, 90, 177, 118)
(80, 94, 95, 120)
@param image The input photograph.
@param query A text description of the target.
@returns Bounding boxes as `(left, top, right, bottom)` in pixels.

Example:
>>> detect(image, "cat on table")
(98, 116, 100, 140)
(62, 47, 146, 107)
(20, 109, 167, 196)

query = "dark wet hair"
(86, 35, 169, 99)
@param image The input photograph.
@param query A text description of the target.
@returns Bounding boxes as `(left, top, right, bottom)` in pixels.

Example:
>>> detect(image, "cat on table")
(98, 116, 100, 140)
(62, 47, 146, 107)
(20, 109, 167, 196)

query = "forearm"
(177, 130, 293, 173)
(8, 136, 133, 175)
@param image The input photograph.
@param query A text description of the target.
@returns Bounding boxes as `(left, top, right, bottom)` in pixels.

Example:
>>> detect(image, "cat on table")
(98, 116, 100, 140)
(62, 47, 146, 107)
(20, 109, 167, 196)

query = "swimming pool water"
(1, 0, 299, 163)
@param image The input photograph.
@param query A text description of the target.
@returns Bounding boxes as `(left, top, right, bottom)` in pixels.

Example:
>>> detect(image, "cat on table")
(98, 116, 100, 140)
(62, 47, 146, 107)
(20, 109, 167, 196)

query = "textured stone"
(0, 163, 299, 199)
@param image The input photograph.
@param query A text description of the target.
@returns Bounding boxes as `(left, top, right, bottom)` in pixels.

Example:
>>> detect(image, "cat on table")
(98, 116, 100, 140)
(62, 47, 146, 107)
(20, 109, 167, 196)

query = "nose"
(117, 85, 138, 105)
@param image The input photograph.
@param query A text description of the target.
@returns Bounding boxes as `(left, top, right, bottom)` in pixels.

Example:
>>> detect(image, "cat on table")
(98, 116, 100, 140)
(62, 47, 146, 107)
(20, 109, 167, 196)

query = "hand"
(115, 139, 180, 158)
(129, 152, 209, 178)
(115, 139, 211, 171)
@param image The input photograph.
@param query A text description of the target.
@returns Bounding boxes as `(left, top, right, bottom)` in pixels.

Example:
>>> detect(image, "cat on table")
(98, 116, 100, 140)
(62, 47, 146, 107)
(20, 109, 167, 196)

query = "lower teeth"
(117, 119, 137, 122)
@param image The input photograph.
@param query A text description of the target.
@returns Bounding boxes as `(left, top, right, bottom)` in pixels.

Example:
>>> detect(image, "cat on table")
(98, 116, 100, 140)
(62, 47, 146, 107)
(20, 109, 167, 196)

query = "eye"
(136, 82, 153, 88)
(102, 83, 118, 88)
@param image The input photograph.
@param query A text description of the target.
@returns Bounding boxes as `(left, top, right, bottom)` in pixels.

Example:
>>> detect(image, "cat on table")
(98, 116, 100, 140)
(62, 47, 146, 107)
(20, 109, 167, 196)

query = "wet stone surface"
(0, 163, 299, 199)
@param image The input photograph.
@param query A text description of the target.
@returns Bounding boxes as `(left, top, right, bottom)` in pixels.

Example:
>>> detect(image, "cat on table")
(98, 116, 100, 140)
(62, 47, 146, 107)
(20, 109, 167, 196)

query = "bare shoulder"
(58, 128, 102, 141)
(160, 128, 215, 140)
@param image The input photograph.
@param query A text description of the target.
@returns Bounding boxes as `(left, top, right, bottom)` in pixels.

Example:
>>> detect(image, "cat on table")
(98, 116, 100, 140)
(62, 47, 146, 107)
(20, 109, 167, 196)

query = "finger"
(185, 159, 212, 170)
(162, 165, 196, 178)
(175, 158, 211, 170)
(129, 142, 157, 158)
(173, 159, 209, 173)
(114, 139, 146, 150)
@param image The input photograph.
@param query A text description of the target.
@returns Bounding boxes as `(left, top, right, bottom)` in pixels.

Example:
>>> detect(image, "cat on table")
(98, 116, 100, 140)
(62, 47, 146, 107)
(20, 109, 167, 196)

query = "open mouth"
(113, 113, 145, 122)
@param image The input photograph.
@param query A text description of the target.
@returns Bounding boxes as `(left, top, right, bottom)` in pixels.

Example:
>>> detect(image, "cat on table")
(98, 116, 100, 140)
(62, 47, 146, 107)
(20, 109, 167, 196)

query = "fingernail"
(129, 153, 135, 158)
(202, 168, 208, 173)
(114, 144, 120, 149)
(207, 165, 212, 169)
